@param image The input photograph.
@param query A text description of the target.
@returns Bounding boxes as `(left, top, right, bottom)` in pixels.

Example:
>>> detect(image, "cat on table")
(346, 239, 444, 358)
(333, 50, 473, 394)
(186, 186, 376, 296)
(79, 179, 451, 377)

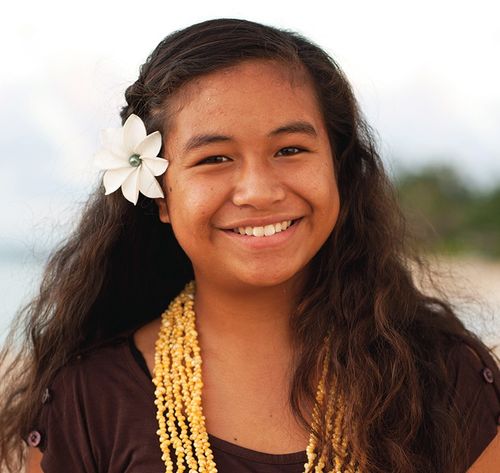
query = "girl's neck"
(193, 276, 303, 364)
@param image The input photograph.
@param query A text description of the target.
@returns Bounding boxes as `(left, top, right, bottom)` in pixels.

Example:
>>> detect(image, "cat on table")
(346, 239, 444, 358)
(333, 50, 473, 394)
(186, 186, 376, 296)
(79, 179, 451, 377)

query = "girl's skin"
(140, 59, 339, 453)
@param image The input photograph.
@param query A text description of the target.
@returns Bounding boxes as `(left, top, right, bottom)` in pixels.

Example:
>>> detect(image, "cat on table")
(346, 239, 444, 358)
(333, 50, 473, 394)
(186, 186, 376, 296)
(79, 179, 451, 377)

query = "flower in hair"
(94, 114, 169, 205)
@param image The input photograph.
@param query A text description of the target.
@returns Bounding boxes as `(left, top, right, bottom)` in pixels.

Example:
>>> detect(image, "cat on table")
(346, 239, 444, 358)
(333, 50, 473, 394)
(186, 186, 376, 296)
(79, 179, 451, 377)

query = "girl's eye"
(198, 156, 230, 165)
(197, 148, 305, 164)
(276, 147, 305, 156)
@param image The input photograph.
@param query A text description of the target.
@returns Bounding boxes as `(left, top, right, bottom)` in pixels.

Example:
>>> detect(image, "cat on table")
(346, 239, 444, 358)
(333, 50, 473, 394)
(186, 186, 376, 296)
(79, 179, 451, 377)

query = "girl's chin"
(216, 267, 306, 291)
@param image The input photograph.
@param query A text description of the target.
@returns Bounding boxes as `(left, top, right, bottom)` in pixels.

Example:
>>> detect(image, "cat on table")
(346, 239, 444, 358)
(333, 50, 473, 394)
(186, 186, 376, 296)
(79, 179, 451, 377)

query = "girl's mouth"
(229, 218, 301, 237)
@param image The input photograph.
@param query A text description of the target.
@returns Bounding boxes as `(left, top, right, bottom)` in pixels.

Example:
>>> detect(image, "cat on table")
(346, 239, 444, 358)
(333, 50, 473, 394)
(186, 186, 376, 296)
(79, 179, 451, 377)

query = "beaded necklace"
(152, 281, 360, 472)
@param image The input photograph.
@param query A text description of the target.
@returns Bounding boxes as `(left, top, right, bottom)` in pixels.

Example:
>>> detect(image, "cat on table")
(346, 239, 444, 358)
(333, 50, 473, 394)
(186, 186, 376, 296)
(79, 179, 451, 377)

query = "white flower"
(94, 114, 169, 205)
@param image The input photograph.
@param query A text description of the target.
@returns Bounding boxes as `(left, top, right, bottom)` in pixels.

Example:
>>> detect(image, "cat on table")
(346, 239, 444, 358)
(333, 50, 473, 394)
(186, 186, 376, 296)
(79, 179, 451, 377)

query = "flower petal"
(123, 114, 147, 154)
(136, 131, 162, 158)
(100, 128, 128, 158)
(142, 156, 169, 176)
(121, 168, 140, 205)
(138, 165, 165, 199)
(103, 167, 136, 194)
(94, 149, 129, 170)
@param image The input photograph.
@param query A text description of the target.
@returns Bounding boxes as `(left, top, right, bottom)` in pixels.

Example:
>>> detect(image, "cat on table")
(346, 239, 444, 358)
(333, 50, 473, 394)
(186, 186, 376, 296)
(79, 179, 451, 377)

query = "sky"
(1, 0, 500, 251)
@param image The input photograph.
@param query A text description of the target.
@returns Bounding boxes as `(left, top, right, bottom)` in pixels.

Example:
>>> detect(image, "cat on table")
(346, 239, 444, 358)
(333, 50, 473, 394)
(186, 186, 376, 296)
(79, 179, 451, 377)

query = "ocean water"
(0, 254, 45, 343)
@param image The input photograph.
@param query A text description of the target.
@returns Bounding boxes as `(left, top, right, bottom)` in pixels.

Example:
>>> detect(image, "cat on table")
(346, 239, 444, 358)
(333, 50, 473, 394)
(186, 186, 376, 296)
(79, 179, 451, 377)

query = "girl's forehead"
(192, 59, 310, 88)
(163, 59, 319, 131)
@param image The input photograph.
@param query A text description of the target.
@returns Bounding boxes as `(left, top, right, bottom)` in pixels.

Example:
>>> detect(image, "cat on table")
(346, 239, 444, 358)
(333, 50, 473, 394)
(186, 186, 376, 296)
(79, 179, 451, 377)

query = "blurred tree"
(394, 165, 500, 258)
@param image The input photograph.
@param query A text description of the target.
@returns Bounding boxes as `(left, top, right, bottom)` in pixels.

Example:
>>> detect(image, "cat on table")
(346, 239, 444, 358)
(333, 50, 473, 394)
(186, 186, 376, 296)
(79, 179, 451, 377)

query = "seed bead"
(153, 281, 359, 472)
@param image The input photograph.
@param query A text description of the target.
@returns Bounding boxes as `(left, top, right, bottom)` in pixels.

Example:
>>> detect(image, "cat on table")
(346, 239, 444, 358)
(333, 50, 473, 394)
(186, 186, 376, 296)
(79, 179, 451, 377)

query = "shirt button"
(482, 367, 494, 384)
(27, 430, 41, 447)
(41, 388, 51, 404)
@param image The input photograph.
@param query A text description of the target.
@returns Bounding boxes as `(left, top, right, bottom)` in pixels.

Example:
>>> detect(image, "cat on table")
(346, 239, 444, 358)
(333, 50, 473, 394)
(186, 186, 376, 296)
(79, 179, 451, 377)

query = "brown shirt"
(26, 331, 500, 472)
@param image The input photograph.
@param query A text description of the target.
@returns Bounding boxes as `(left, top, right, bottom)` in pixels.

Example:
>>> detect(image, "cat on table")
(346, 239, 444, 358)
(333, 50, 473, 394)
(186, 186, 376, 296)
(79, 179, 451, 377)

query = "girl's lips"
(220, 218, 302, 249)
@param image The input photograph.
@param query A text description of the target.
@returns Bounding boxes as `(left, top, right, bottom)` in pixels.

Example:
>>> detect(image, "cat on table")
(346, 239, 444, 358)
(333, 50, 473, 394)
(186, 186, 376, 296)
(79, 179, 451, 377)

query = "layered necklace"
(152, 281, 360, 472)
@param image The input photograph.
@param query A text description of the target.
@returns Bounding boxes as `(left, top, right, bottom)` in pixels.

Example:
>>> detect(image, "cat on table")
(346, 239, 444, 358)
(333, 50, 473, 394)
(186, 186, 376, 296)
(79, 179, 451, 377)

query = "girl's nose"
(231, 158, 286, 209)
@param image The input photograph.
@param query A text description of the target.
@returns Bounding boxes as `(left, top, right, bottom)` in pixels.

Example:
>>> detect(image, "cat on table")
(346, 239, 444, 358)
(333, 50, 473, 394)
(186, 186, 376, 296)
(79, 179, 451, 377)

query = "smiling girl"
(1, 18, 499, 473)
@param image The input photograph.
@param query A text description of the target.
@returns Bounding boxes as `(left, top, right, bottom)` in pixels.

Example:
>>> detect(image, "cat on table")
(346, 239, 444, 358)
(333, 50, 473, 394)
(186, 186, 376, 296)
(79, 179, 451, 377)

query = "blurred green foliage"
(394, 166, 500, 259)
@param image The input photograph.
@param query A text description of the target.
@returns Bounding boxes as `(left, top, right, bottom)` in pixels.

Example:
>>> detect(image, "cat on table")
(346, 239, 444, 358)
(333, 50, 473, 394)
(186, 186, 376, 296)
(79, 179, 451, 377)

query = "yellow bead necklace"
(152, 281, 360, 472)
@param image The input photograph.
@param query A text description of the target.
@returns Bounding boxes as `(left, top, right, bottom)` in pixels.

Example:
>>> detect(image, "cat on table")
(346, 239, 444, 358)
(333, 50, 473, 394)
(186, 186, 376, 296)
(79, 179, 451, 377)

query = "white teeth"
(232, 219, 297, 237)
(264, 224, 275, 236)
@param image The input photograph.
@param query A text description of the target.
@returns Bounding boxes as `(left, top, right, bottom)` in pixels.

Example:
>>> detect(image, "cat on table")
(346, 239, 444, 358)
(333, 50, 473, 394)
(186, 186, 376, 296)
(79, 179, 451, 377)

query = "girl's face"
(156, 59, 340, 290)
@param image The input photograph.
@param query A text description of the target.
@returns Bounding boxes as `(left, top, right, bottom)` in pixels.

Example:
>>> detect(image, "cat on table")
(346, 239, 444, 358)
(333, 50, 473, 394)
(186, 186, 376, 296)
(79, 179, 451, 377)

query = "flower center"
(128, 154, 142, 167)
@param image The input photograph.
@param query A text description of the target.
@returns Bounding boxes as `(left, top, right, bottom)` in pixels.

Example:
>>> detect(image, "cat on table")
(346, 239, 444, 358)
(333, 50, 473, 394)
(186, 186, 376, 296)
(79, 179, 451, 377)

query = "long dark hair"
(0, 18, 496, 473)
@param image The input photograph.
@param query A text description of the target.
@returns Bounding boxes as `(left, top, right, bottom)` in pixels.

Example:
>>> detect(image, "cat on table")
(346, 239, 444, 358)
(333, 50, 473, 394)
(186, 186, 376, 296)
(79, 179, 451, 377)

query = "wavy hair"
(0, 18, 496, 473)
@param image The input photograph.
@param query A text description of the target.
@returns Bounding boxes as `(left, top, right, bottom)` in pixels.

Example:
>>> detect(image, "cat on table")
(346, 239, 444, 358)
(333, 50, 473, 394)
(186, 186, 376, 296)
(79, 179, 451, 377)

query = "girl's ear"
(155, 196, 170, 224)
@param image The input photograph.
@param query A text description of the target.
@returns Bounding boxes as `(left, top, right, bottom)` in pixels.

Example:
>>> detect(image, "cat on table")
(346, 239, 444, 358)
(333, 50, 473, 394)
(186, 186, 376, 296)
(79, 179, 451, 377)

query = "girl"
(1, 18, 499, 473)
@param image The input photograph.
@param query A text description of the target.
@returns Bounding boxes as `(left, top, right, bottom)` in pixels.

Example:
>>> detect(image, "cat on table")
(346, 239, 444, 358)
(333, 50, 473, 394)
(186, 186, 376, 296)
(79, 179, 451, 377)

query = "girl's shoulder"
(446, 337, 499, 400)
(49, 330, 136, 388)
(55, 326, 151, 388)
(445, 337, 500, 467)
(25, 328, 153, 455)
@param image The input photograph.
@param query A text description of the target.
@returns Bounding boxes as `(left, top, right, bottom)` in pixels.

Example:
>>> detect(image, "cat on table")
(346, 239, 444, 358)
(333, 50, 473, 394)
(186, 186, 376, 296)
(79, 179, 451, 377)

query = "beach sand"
(414, 255, 500, 357)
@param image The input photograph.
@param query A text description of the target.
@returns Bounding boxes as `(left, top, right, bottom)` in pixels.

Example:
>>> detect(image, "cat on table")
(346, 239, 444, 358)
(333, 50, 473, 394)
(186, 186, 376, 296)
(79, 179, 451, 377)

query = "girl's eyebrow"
(182, 120, 318, 154)
(268, 121, 317, 138)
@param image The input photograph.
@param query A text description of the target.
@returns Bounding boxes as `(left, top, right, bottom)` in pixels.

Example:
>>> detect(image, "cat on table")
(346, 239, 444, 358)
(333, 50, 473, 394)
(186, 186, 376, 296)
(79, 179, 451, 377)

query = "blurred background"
(1, 0, 499, 350)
